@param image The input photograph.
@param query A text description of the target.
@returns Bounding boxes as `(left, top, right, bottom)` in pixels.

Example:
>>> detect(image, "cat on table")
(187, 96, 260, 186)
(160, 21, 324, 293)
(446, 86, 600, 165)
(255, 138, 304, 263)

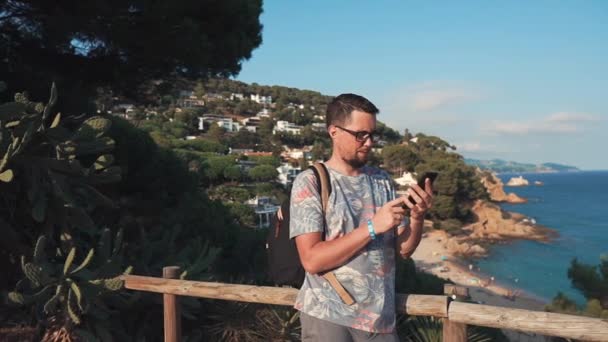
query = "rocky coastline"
(478, 170, 527, 203)
(411, 169, 558, 318)
(435, 171, 557, 259)
(440, 199, 558, 259)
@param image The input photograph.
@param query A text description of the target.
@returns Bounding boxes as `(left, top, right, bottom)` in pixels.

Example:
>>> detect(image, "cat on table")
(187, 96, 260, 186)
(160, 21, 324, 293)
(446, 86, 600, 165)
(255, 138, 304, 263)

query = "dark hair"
(326, 93, 379, 127)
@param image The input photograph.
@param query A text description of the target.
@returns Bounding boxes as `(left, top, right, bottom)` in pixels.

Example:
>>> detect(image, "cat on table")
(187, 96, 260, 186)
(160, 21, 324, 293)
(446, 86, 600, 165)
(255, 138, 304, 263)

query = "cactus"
(33, 235, 47, 263)
(9, 234, 132, 328)
(71, 249, 94, 275)
(63, 248, 76, 275)
(0, 169, 13, 182)
(71, 117, 112, 141)
(43, 285, 62, 314)
(1, 84, 121, 226)
(90, 277, 124, 291)
(93, 154, 114, 171)
(67, 287, 81, 324)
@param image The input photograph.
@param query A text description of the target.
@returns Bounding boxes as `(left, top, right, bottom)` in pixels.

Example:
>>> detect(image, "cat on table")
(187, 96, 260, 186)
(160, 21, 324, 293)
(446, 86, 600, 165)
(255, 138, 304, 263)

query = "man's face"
(329, 110, 377, 168)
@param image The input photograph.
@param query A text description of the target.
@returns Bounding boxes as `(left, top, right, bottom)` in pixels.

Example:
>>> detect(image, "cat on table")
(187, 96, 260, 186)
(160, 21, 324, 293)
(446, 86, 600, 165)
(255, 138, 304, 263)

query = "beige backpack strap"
(310, 162, 356, 306)
(322, 272, 356, 305)
(310, 162, 330, 212)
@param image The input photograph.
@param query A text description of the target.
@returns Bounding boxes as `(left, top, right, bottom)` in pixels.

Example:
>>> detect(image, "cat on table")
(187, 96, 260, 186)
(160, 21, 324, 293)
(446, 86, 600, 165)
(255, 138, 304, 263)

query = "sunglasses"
(335, 125, 380, 143)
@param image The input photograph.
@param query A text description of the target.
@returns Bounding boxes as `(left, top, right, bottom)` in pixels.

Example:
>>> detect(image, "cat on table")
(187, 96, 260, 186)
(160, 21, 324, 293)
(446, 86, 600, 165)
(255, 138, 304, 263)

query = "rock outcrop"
(446, 235, 488, 258)
(430, 200, 557, 259)
(506, 175, 529, 187)
(463, 200, 557, 242)
(478, 171, 527, 204)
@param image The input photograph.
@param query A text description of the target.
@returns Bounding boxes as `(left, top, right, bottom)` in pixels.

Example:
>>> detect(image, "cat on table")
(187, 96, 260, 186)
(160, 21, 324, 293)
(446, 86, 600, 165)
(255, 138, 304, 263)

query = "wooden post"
(443, 284, 468, 342)
(163, 266, 182, 342)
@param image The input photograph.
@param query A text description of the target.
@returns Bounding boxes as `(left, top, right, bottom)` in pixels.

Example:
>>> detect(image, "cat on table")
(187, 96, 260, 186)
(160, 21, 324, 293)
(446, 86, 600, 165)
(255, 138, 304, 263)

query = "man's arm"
(396, 216, 424, 258)
(295, 196, 408, 274)
(295, 224, 372, 274)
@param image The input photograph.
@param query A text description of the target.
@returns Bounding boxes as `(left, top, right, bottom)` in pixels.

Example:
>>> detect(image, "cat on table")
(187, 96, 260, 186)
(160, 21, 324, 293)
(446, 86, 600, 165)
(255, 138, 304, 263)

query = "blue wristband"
(367, 219, 376, 240)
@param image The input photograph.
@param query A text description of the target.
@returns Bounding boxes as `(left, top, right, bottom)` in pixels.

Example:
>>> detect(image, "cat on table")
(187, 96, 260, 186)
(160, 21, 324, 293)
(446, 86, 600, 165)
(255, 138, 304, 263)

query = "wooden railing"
(123, 267, 608, 342)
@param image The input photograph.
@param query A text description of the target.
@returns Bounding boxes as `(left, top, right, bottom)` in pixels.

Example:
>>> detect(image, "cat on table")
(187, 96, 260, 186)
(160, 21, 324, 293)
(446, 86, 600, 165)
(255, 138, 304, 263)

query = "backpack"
(266, 162, 355, 305)
(266, 199, 303, 287)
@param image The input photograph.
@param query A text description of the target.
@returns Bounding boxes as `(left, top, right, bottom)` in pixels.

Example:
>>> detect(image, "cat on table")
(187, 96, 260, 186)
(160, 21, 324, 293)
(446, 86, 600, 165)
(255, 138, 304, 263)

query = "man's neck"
(324, 155, 363, 176)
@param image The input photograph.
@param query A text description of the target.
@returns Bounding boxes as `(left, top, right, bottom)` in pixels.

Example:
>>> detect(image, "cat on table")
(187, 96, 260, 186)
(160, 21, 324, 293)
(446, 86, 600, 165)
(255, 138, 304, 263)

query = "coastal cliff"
(432, 169, 558, 259)
(478, 171, 527, 204)
(464, 200, 557, 242)
(432, 200, 557, 259)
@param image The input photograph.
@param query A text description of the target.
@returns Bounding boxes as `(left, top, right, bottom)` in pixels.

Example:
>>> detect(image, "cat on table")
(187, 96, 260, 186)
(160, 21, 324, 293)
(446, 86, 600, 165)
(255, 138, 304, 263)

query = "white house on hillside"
(273, 120, 302, 135)
(250, 94, 272, 105)
(198, 115, 240, 132)
(216, 118, 241, 132)
(230, 93, 244, 101)
(240, 116, 262, 133)
(256, 108, 271, 117)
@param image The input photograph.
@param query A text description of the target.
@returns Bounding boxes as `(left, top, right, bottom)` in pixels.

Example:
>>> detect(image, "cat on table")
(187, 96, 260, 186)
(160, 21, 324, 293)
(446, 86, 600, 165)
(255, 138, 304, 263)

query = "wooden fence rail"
(123, 267, 608, 342)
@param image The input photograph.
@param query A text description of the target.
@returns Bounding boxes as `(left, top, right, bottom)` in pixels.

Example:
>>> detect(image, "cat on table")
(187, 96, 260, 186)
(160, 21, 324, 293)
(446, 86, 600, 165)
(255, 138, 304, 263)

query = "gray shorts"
(300, 312, 399, 342)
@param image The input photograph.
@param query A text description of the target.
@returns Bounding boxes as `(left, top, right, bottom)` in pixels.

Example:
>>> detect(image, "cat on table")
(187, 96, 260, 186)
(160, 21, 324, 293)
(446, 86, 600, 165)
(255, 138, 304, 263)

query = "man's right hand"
(370, 197, 407, 235)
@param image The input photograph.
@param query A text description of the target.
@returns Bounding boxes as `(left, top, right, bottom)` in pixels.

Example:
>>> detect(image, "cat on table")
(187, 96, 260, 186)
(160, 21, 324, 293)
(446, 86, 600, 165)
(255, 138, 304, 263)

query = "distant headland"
(465, 158, 580, 174)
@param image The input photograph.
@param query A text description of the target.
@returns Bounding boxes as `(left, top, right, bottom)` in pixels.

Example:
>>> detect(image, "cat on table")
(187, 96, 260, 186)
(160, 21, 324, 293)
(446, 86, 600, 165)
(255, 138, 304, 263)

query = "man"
(289, 93, 433, 341)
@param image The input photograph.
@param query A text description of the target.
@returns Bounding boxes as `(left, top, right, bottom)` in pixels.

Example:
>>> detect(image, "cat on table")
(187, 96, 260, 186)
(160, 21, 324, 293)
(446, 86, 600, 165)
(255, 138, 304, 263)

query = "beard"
(343, 149, 370, 169)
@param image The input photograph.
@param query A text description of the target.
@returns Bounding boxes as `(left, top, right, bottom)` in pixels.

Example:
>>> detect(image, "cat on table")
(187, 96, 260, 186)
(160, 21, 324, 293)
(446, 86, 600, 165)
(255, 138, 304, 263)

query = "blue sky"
(236, 1, 608, 170)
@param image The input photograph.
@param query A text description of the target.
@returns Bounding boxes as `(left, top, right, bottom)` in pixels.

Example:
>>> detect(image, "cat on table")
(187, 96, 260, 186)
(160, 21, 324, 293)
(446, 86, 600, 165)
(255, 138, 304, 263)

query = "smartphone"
(404, 171, 439, 207)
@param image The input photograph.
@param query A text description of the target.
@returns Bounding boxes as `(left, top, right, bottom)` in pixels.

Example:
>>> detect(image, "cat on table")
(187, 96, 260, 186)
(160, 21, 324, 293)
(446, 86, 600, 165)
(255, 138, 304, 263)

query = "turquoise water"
(475, 171, 608, 305)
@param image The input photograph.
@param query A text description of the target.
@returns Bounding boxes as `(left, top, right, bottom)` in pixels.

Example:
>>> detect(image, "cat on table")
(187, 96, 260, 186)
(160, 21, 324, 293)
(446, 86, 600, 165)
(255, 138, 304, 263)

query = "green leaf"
(33, 235, 47, 263)
(50, 112, 61, 128)
(67, 288, 81, 324)
(64, 248, 76, 275)
(93, 154, 114, 170)
(0, 169, 13, 182)
(8, 291, 25, 305)
(43, 286, 63, 314)
(90, 277, 123, 291)
(71, 249, 94, 275)
(72, 116, 112, 141)
(69, 281, 84, 311)
(5, 120, 20, 128)
(123, 265, 133, 275)
(22, 262, 42, 287)
(113, 228, 124, 255)
(42, 83, 58, 123)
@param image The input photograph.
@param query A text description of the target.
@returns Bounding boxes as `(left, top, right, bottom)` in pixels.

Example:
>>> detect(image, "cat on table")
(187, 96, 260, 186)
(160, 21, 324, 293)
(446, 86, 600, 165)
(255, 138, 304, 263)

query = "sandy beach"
(411, 228, 555, 341)
(411, 228, 548, 311)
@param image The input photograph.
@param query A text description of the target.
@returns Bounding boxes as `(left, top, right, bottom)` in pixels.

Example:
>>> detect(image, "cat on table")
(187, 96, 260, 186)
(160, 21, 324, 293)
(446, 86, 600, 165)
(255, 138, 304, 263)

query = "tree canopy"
(1, 0, 263, 105)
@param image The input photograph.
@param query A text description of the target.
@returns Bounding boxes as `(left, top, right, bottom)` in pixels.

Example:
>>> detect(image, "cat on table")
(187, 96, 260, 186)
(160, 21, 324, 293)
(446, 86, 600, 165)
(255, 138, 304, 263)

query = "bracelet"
(367, 219, 376, 240)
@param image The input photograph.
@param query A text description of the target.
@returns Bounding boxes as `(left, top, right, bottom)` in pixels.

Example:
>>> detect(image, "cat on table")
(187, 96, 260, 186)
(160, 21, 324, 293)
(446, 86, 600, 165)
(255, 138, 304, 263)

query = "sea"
(475, 170, 608, 306)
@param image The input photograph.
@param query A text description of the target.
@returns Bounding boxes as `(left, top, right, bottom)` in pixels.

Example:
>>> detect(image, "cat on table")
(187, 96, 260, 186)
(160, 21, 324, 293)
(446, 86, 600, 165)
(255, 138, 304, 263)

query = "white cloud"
(454, 141, 505, 153)
(383, 81, 482, 113)
(484, 112, 601, 135)
(545, 112, 600, 123)
(409, 88, 476, 111)
(455, 141, 485, 152)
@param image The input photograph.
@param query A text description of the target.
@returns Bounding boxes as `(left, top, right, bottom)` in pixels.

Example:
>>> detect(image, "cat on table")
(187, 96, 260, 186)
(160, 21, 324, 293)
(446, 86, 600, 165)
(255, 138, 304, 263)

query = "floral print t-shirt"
(289, 165, 406, 333)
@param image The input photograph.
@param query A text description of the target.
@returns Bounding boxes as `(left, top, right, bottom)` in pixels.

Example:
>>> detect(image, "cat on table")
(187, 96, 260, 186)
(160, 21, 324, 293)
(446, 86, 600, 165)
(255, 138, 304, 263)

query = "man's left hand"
(402, 178, 434, 220)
